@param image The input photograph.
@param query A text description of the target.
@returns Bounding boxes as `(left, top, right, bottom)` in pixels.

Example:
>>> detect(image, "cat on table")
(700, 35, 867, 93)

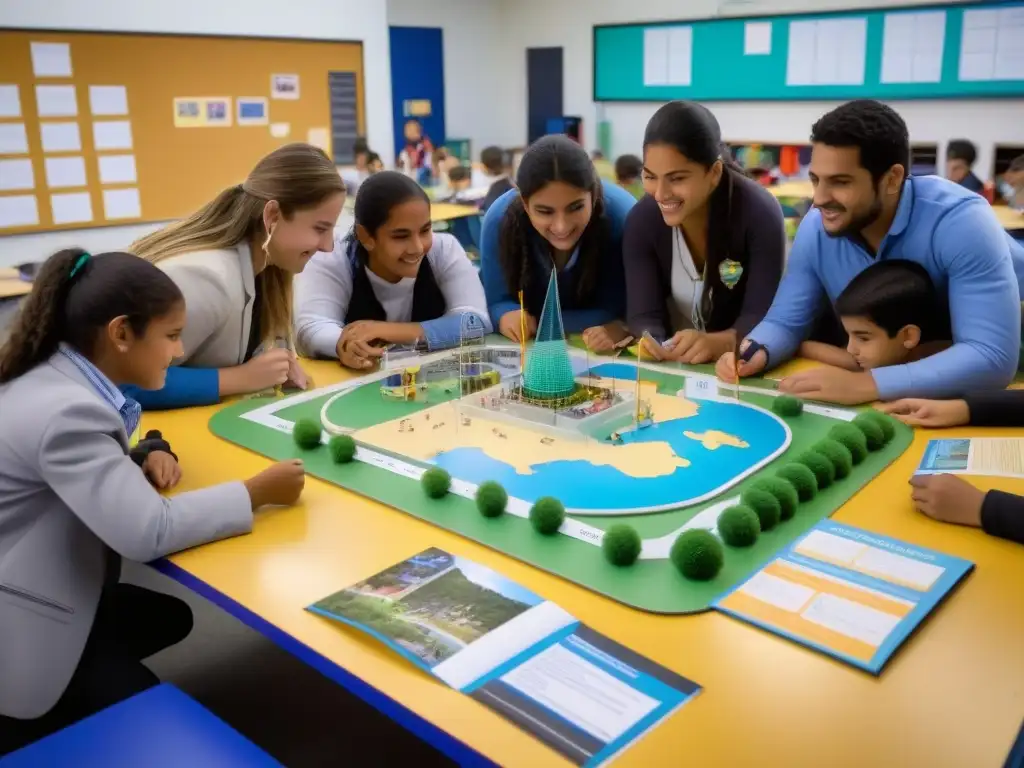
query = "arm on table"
(871, 201, 1021, 400)
(798, 341, 860, 371)
(622, 199, 668, 340)
(122, 366, 220, 410)
(293, 244, 352, 359)
(421, 235, 493, 350)
(479, 192, 521, 323)
(981, 491, 1024, 545)
(964, 390, 1024, 427)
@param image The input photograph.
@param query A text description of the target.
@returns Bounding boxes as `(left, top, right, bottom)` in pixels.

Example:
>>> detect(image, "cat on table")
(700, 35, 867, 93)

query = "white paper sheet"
(787, 18, 866, 86)
(40, 122, 81, 153)
(800, 593, 901, 648)
(0, 123, 28, 154)
(785, 21, 817, 85)
(44, 156, 87, 189)
(35, 85, 77, 117)
(643, 28, 670, 86)
(0, 85, 21, 118)
(882, 11, 945, 84)
(30, 42, 72, 78)
(97, 154, 136, 184)
(269, 122, 290, 138)
(0, 159, 35, 191)
(0, 195, 39, 228)
(667, 26, 693, 86)
(307, 127, 330, 150)
(744, 21, 772, 55)
(50, 192, 93, 224)
(738, 571, 815, 613)
(102, 187, 141, 220)
(92, 120, 133, 150)
(960, 8, 1024, 82)
(89, 85, 128, 116)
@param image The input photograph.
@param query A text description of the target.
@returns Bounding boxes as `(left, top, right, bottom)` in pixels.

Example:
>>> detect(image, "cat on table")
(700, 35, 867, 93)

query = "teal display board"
(594, 1, 1024, 101)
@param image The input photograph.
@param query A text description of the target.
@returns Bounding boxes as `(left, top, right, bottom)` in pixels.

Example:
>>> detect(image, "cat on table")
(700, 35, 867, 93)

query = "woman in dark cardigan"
(624, 101, 786, 364)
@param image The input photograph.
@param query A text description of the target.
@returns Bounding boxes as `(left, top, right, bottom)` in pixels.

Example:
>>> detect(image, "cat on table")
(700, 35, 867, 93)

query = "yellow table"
(151, 360, 1024, 767)
(993, 205, 1024, 232)
(0, 278, 31, 299)
(431, 202, 481, 223)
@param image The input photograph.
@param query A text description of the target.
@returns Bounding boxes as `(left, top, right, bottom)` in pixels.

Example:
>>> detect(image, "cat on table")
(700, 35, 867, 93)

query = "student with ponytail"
(0, 249, 305, 751)
(294, 171, 490, 370)
(128, 142, 345, 408)
(479, 135, 636, 352)
(624, 101, 786, 364)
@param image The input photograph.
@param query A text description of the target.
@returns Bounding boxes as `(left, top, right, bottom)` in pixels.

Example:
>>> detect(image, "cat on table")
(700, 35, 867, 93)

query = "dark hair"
(946, 139, 977, 166)
(347, 171, 429, 264)
(353, 136, 370, 156)
(614, 154, 642, 182)
(481, 146, 505, 175)
(366, 152, 382, 166)
(0, 249, 183, 383)
(835, 259, 949, 341)
(448, 165, 471, 183)
(499, 134, 608, 303)
(810, 100, 910, 183)
(1008, 155, 1024, 173)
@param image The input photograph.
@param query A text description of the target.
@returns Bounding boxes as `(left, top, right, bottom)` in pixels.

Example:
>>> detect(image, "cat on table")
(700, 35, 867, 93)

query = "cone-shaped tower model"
(522, 268, 576, 401)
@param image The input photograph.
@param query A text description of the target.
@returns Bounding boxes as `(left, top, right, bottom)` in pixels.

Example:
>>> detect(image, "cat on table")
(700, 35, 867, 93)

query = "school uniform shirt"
(0, 348, 251, 719)
(293, 232, 492, 358)
(749, 175, 1024, 400)
(622, 170, 786, 342)
(121, 243, 264, 410)
(480, 177, 514, 213)
(958, 171, 985, 194)
(480, 179, 635, 333)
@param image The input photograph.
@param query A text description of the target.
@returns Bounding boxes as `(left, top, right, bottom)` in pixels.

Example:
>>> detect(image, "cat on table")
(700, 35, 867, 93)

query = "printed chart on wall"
(309, 548, 701, 767)
(714, 521, 973, 674)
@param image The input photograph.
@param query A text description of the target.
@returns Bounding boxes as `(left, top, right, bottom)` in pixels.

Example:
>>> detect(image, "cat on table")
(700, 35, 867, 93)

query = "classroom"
(1, 0, 1023, 765)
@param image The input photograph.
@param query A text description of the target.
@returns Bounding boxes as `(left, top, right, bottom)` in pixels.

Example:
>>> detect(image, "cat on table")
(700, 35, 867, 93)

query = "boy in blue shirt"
(945, 139, 984, 194)
(718, 99, 1024, 404)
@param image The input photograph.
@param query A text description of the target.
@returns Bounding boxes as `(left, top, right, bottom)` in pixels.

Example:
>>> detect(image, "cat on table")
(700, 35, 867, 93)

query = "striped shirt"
(58, 343, 142, 440)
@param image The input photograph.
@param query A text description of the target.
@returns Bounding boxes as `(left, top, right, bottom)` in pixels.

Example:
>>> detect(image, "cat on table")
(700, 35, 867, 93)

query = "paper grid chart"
(881, 11, 946, 84)
(959, 7, 1024, 81)
(786, 18, 867, 86)
(643, 26, 693, 86)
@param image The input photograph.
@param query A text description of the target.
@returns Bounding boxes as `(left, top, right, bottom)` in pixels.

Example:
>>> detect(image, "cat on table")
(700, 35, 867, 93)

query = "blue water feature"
(429, 391, 789, 512)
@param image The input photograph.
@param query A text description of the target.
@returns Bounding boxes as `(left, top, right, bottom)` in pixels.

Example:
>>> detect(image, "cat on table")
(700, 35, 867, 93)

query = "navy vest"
(344, 249, 448, 325)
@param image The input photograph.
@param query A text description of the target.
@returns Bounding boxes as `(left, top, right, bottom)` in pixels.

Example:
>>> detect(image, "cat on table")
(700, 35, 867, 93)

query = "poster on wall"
(269, 123, 291, 138)
(271, 74, 300, 100)
(173, 98, 204, 128)
(307, 127, 330, 151)
(205, 98, 232, 127)
(237, 98, 268, 126)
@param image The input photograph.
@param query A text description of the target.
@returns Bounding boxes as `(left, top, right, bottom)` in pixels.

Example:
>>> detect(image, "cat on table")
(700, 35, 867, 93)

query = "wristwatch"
(739, 339, 769, 367)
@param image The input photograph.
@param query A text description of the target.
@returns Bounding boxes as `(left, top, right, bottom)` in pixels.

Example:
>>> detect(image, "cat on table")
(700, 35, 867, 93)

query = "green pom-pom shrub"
(717, 505, 760, 547)
(852, 413, 886, 451)
(475, 481, 508, 518)
(750, 476, 799, 521)
(328, 434, 356, 463)
(796, 450, 836, 489)
(670, 529, 724, 581)
(421, 467, 451, 499)
(776, 463, 818, 502)
(739, 488, 780, 531)
(529, 497, 565, 535)
(602, 524, 642, 566)
(813, 438, 853, 480)
(293, 418, 322, 450)
(861, 410, 896, 444)
(772, 395, 804, 417)
(829, 423, 868, 465)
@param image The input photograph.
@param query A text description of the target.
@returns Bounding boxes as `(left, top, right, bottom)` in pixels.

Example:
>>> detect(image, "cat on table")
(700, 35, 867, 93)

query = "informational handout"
(308, 548, 700, 766)
(959, 6, 1024, 81)
(0, 85, 21, 118)
(269, 123, 290, 138)
(40, 122, 81, 153)
(35, 85, 77, 117)
(88, 85, 128, 116)
(0, 195, 39, 229)
(0, 159, 35, 192)
(50, 192, 93, 225)
(744, 21, 772, 55)
(715, 521, 972, 674)
(43, 156, 87, 189)
(0, 123, 29, 155)
(917, 437, 1024, 479)
(30, 42, 72, 78)
(881, 11, 945, 84)
(92, 120, 133, 151)
(642, 26, 691, 87)
(97, 154, 136, 185)
(786, 18, 867, 86)
(102, 188, 141, 220)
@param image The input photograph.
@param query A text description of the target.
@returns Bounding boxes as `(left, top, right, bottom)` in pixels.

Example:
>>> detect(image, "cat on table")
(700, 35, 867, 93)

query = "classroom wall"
(495, 0, 1022, 177)
(0, 0, 392, 266)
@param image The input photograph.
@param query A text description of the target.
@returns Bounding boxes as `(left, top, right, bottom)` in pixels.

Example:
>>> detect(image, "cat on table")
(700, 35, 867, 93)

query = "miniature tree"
(776, 463, 818, 502)
(829, 423, 869, 464)
(813, 438, 853, 480)
(772, 395, 804, 418)
(602, 524, 642, 566)
(740, 488, 781, 531)
(421, 467, 452, 499)
(796, 450, 836, 489)
(293, 418, 322, 450)
(750, 476, 800, 521)
(852, 413, 886, 451)
(530, 496, 565, 535)
(475, 481, 508, 518)
(328, 434, 357, 464)
(860, 410, 896, 444)
(718, 505, 760, 547)
(670, 529, 724, 581)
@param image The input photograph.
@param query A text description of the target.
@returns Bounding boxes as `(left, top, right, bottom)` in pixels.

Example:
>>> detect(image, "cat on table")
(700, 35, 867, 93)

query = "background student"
(129, 143, 346, 409)
(0, 249, 304, 752)
(945, 139, 985, 194)
(999, 155, 1024, 211)
(799, 259, 950, 371)
(625, 101, 785, 364)
(614, 153, 644, 200)
(294, 171, 491, 370)
(480, 147, 515, 213)
(340, 137, 380, 195)
(479, 134, 636, 352)
(876, 391, 1024, 546)
(398, 118, 434, 182)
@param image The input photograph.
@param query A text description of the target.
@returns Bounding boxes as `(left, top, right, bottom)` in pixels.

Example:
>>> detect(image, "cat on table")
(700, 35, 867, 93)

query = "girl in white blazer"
(0, 249, 304, 751)
(127, 143, 346, 410)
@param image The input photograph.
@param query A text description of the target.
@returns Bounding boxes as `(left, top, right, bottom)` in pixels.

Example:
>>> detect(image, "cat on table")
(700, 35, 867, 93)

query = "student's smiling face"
(523, 181, 594, 253)
(265, 192, 345, 273)
(809, 144, 903, 237)
(359, 197, 433, 282)
(642, 143, 721, 227)
(113, 301, 187, 390)
(841, 314, 918, 370)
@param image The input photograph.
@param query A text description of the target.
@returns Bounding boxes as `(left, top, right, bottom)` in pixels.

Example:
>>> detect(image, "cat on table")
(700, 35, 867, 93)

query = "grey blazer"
(0, 353, 253, 719)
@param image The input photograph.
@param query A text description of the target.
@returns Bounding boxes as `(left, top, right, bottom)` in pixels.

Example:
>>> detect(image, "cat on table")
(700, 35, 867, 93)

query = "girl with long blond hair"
(127, 143, 345, 408)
